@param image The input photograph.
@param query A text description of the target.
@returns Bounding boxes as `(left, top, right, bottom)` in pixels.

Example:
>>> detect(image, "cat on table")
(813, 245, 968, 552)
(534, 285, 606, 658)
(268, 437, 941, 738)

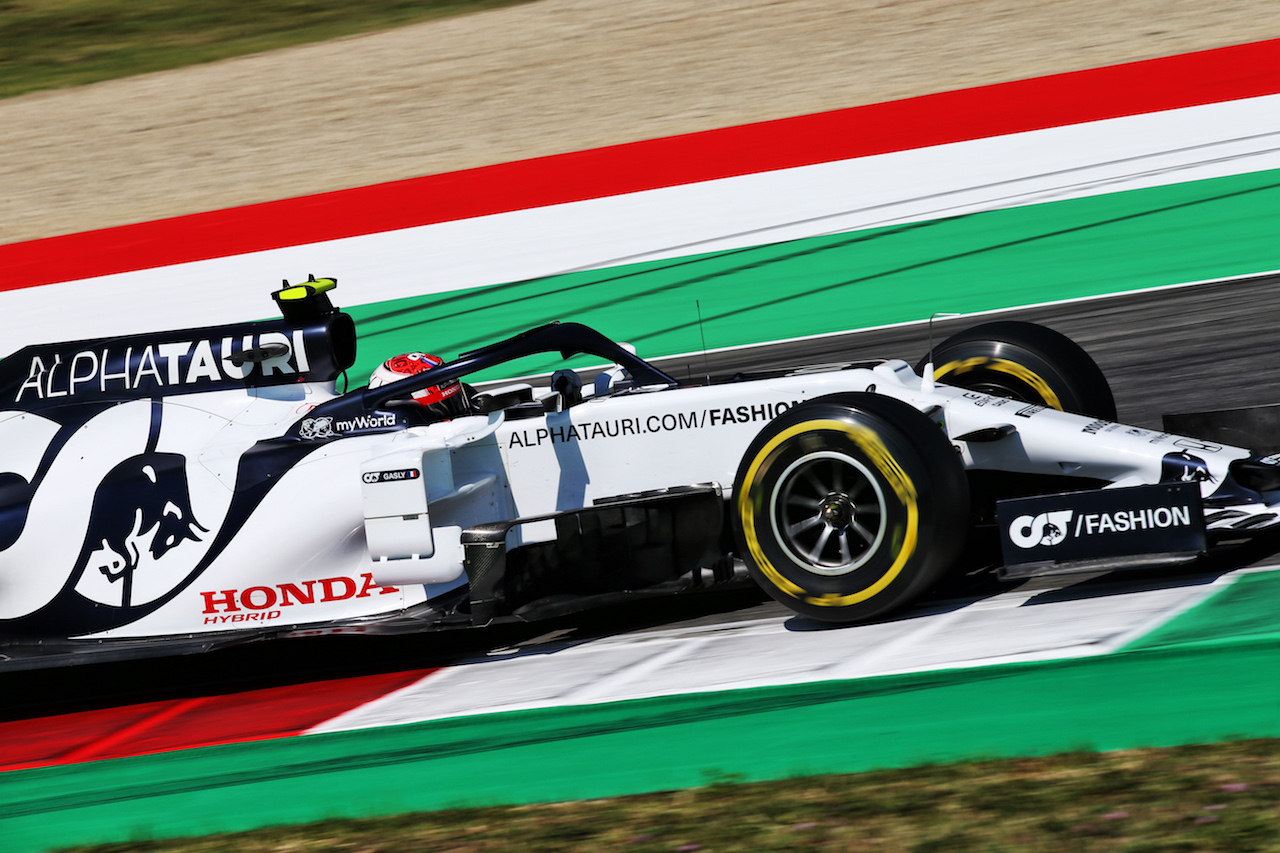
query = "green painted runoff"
(1123, 570, 1280, 651)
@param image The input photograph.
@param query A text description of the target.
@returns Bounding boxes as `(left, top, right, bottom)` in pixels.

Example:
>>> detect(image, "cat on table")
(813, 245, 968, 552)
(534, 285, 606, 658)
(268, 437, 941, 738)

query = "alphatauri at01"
(2, 278, 1277, 669)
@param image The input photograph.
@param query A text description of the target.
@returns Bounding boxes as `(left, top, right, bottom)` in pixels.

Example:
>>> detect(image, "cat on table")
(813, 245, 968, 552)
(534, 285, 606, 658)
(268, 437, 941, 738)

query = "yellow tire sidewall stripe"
(935, 356, 1063, 411)
(738, 418, 919, 607)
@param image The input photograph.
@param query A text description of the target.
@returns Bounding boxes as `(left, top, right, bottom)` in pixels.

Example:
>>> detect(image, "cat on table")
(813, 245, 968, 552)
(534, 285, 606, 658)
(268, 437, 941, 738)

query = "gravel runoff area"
(2, 0, 1278, 246)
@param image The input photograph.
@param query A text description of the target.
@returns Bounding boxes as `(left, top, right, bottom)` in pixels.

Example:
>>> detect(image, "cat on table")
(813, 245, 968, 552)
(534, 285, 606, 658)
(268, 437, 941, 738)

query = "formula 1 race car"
(3, 278, 1279, 670)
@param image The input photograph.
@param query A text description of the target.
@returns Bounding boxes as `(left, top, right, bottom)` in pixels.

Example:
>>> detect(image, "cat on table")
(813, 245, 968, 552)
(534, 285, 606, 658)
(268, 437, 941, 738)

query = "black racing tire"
(919, 321, 1116, 420)
(731, 393, 969, 623)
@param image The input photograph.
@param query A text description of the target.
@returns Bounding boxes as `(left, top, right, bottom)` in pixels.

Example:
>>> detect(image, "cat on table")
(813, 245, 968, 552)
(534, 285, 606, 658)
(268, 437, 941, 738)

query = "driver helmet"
(368, 352, 468, 419)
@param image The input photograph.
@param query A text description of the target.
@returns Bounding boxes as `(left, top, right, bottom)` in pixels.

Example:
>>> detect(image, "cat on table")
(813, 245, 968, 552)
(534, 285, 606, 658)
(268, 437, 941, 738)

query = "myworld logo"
(336, 412, 398, 433)
(299, 412, 399, 440)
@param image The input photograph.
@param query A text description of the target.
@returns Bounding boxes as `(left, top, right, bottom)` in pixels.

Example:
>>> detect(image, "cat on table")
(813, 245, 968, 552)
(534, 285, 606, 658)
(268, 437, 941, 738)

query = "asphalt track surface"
(649, 271, 1280, 432)
(3, 274, 1279, 726)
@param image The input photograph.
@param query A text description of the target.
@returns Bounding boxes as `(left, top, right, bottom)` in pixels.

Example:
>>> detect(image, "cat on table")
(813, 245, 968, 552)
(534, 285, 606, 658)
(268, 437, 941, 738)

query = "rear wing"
(1, 276, 356, 410)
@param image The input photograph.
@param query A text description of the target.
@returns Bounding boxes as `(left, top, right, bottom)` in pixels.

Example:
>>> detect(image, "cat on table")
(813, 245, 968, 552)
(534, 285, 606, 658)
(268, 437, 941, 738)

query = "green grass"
(0, 0, 541, 100)
(54, 739, 1280, 853)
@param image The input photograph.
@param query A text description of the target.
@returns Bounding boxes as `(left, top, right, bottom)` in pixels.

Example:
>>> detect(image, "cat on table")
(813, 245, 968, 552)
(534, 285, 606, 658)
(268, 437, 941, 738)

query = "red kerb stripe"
(3, 38, 1279, 292)
(0, 668, 436, 770)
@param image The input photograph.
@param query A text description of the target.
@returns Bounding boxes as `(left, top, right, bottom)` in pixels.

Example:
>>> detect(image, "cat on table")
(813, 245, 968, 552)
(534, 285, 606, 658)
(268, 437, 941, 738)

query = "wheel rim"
(769, 450, 886, 576)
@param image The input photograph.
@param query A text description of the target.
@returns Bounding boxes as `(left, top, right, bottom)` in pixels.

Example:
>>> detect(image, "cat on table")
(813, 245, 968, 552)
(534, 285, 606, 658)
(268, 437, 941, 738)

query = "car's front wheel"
(732, 393, 969, 623)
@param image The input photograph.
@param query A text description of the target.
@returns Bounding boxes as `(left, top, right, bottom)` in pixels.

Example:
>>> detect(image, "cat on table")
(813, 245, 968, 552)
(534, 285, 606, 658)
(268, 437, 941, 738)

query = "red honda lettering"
(277, 580, 316, 606)
(240, 586, 278, 610)
(357, 572, 400, 598)
(201, 589, 241, 614)
(319, 576, 357, 602)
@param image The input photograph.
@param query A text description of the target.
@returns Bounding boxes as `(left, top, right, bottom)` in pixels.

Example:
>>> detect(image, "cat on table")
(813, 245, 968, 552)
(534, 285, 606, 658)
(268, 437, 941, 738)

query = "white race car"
(2, 278, 1276, 669)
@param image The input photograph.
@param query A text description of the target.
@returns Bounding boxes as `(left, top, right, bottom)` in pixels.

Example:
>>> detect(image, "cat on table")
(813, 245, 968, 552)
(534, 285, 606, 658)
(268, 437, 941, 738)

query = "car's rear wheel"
(732, 393, 969, 623)
(920, 321, 1116, 420)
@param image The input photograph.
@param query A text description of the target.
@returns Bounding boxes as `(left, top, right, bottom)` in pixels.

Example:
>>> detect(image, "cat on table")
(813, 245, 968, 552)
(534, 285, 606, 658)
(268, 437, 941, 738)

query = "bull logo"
(75, 452, 208, 608)
(1160, 450, 1213, 485)
(67, 400, 213, 610)
(0, 398, 266, 634)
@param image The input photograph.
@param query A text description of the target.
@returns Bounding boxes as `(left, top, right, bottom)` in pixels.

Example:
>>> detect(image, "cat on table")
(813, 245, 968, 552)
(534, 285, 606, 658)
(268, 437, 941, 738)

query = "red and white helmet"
(368, 352, 466, 417)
